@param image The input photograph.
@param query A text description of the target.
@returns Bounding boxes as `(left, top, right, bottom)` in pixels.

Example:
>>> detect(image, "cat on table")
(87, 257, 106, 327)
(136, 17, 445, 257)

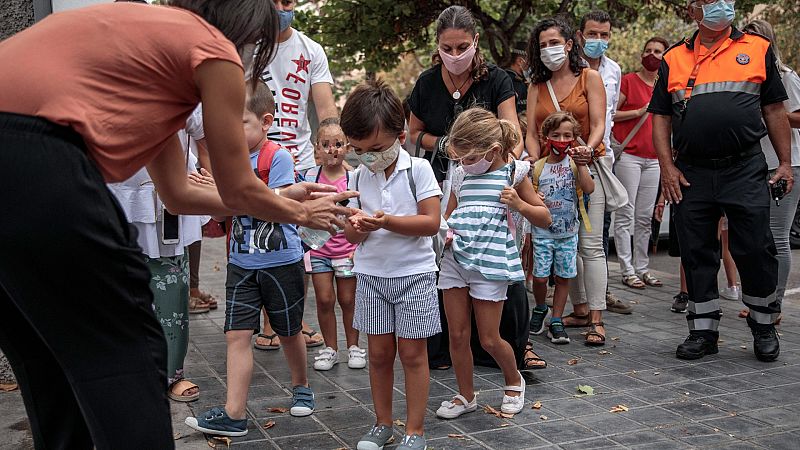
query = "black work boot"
(676, 332, 719, 360)
(747, 316, 780, 362)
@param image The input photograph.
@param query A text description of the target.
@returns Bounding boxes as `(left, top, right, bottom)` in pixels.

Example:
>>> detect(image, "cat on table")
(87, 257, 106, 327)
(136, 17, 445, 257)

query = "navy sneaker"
(185, 407, 247, 437)
(547, 321, 570, 344)
(290, 385, 315, 417)
(529, 306, 551, 335)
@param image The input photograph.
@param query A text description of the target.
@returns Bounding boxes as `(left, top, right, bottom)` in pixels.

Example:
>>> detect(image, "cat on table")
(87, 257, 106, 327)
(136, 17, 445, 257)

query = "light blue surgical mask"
(583, 39, 609, 59)
(278, 10, 294, 31)
(700, 0, 735, 32)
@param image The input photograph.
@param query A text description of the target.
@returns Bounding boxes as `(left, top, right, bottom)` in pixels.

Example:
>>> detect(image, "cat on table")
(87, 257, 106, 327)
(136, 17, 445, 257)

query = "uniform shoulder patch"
(736, 53, 751, 65)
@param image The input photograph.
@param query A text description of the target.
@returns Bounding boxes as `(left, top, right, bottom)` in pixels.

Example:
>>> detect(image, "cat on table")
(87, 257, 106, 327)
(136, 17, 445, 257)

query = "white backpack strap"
(545, 80, 561, 112)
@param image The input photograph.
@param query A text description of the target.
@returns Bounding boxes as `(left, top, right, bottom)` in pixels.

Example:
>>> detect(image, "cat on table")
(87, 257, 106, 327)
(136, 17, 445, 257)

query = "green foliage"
(304, 0, 776, 76)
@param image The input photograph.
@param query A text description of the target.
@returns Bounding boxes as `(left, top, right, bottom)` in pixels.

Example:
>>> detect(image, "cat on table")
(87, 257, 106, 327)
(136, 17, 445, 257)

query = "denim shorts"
(309, 255, 355, 278)
(533, 235, 578, 279)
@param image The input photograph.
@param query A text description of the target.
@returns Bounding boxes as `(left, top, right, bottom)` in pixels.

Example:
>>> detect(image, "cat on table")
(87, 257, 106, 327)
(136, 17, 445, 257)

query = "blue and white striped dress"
(448, 162, 527, 281)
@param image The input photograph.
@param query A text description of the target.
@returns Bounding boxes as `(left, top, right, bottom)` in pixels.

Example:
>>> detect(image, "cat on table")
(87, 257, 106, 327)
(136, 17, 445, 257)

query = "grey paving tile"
(560, 437, 626, 449)
(468, 426, 547, 449)
(425, 435, 491, 450)
(700, 415, 771, 438)
(572, 412, 648, 436)
(313, 406, 375, 431)
(231, 440, 278, 449)
(749, 431, 800, 450)
(624, 406, 684, 427)
(272, 432, 344, 449)
(260, 414, 326, 438)
(660, 399, 729, 420)
(608, 429, 672, 447)
(524, 419, 600, 444)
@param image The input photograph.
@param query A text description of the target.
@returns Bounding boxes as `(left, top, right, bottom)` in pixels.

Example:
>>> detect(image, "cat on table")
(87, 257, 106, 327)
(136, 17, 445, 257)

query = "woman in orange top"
(524, 18, 610, 346)
(0, 2, 353, 449)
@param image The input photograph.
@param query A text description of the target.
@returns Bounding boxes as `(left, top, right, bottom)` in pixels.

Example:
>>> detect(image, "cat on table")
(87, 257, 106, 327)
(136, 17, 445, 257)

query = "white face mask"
(540, 45, 567, 72)
(355, 140, 401, 173)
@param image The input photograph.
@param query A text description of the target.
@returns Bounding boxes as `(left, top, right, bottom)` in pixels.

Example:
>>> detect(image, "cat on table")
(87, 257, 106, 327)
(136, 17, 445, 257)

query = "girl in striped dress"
(436, 108, 552, 419)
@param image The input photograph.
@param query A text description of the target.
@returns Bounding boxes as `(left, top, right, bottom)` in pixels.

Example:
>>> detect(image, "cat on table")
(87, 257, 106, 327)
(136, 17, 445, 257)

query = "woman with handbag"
(611, 37, 669, 289)
(525, 17, 617, 346)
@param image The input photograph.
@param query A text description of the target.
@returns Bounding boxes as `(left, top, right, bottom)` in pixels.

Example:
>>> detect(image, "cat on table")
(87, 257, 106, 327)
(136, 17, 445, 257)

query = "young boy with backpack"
(185, 80, 314, 437)
(528, 112, 595, 346)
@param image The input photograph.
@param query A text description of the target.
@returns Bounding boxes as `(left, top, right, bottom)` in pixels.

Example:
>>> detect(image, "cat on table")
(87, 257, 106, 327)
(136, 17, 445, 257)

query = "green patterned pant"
(145, 254, 189, 387)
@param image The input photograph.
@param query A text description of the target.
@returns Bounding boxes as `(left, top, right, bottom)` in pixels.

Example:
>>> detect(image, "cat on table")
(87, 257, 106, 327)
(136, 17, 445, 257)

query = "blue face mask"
(583, 39, 609, 59)
(278, 10, 294, 31)
(700, 0, 735, 32)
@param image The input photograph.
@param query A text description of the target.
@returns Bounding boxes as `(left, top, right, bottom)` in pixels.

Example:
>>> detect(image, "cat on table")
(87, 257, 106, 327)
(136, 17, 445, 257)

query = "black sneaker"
(676, 333, 718, 360)
(747, 317, 780, 362)
(547, 321, 570, 344)
(529, 306, 551, 335)
(671, 292, 689, 313)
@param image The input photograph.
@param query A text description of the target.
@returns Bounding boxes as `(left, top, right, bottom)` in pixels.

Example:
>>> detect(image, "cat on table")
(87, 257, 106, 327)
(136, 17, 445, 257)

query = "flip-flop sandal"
(196, 291, 218, 310)
(302, 330, 325, 348)
(562, 312, 591, 328)
(523, 343, 547, 370)
(167, 379, 199, 402)
(254, 333, 281, 351)
(585, 322, 606, 347)
(188, 297, 210, 314)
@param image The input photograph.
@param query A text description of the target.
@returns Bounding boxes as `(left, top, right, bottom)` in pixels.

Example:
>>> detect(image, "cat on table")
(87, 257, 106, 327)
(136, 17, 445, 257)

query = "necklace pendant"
(452, 90, 461, 100)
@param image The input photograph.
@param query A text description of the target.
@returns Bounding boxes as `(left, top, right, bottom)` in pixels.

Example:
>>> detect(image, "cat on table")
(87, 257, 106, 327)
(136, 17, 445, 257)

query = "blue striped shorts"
(353, 272, 441, 339)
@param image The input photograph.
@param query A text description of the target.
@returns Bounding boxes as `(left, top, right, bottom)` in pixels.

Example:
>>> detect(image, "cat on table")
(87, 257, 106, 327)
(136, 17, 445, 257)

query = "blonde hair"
(448, 108, 519, 159)
(540, 111, 581, 140)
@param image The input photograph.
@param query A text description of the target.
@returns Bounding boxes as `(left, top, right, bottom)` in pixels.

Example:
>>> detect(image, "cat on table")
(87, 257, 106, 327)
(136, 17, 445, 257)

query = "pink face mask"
(462, 152, 494, 175)
(438, 40, 477, 76)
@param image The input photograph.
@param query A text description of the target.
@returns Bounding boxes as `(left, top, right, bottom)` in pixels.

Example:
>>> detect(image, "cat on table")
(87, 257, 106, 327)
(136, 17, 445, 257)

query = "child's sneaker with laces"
(397, 434, 427, 450)
(313, 347, 339, 371)
(290, 385, 315, 417)
(184, 406, 248, 437)
(357, 424, 394, 450)
(547, 321, 570, 344)
(348, 345, 367, 369)
(529, 306, 551, 335)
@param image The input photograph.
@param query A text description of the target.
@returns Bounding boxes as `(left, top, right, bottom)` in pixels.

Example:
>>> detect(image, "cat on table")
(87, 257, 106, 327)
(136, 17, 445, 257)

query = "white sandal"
(501, 371, 526, 414)
(436, 393, 477, 419)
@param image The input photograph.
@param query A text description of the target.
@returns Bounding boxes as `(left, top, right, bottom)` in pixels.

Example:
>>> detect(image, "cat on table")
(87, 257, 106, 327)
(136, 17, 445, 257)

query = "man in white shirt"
(261, 0, 338, 176)
(577, 10, 631, 315)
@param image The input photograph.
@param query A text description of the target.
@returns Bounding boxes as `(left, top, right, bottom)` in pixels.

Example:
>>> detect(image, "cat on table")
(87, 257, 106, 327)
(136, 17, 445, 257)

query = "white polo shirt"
(591, 56, 621, 162)
(348, 149, 442, 278)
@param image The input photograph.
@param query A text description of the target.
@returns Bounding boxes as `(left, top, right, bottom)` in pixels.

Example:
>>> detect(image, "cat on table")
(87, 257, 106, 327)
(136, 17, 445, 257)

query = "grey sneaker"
(357, 424, 394, 450)
(606, 291, 633, 314)
(397, 434, 427, 450)
(671, 292, 689, 313)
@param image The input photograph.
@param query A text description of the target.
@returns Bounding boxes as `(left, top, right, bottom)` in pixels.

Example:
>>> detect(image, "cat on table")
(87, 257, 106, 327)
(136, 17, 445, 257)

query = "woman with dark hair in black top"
(408, 5, 546, 374)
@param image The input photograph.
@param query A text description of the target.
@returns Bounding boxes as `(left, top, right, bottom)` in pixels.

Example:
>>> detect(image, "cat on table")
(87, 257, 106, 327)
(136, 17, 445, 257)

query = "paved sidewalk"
(2, 238, 799, 449)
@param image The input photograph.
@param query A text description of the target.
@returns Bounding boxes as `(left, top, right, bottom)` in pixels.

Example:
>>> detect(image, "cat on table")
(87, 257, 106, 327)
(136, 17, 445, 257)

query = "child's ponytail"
(497, 119, 520, 156)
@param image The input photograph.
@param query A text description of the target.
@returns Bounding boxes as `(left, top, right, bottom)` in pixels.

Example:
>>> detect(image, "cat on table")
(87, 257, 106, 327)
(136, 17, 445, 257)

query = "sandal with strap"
(501, 371, 526, 414)
(254, 333, 281, 351)
(622, 274, 646, 290)
(188, 296, 210, 314)
(562, 312, 591, 328)
(640, 272, 663, 287)
(585, 322, 606, 347)
(193, 290, 218, 310)
(523, 342, 547, 370)
(302, 330, 325, 348)
(168, 379, 199, 402)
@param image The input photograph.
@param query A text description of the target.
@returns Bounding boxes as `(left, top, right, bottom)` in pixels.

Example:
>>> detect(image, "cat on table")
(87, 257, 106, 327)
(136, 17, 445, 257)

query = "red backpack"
(255, 140, 284, 185)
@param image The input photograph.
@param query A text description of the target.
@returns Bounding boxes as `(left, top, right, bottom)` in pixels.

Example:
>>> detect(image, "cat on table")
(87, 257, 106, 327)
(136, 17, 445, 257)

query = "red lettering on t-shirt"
(281, 103, 299, 115)
(278, 118, 299, 128)
(282, 88, 301, 101)
(286, 72, 307, 84)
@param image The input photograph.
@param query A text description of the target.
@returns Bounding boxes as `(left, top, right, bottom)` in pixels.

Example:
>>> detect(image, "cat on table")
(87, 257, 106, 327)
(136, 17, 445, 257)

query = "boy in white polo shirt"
(341, 79, 441, 450)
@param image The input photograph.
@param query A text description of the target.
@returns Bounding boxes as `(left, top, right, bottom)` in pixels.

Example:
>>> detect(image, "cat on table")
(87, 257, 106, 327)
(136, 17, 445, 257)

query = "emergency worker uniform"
(648, 27, 788, 360)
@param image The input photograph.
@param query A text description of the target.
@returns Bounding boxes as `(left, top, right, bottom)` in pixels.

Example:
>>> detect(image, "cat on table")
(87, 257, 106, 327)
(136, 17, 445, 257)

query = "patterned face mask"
(354, 140, 401, 173)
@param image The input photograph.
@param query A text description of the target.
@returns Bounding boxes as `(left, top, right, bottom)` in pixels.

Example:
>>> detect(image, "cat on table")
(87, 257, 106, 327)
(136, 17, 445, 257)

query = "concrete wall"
(0, 0, 34, 40)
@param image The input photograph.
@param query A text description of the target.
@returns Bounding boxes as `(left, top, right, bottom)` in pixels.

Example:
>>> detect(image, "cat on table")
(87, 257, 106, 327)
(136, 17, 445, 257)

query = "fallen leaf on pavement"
(499, 423, 511, 427)
(653, 372, 661, 376)
(448, 434, 466, 440)
(540, 415, 548, 420)
(483, 404, 514, 419)
(568, 358, 581, 365)
(393, 419, 405, 427)
(598, 350, 611, 355)
(740, 345, 747, 349)
(212, 264, 221, 272)
(577, 385, 595, 396)
(610, 404, 629, 413)
(263, 420, 275, 429)
(611, 337, 620, 341)
(630, 300, 639, 304)
(267, 407, 289, 413)
(0, 383, 18, 392)
(173, 432, 182, 440)
(532, 401, 542, 410)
